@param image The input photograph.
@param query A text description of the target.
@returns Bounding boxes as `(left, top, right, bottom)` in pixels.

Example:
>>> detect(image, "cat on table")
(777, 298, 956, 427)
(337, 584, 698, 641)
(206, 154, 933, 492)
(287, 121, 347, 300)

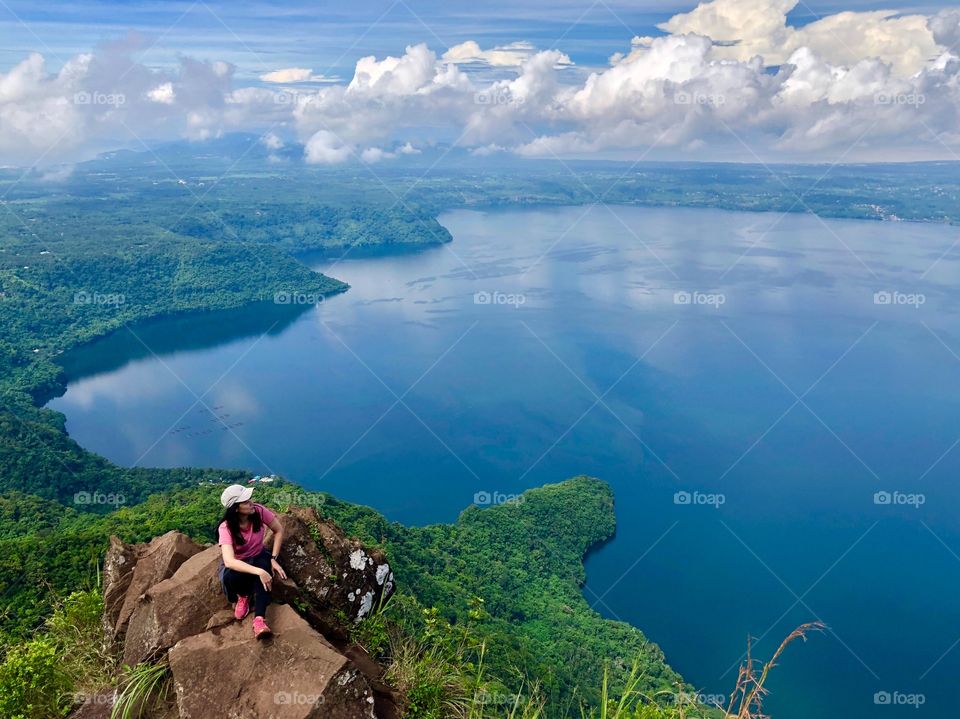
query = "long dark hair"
(221, 502, 262, 548)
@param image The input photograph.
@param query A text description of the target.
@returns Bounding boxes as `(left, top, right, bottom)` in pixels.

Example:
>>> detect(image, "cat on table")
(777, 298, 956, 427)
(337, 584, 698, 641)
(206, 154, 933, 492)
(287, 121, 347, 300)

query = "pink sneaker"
(253, 616, 272, 639)
(234, 595, 250, 620)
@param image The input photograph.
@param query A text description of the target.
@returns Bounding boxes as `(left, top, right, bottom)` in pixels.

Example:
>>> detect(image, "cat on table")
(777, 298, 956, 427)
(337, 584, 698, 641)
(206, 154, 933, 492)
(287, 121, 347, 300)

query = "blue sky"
(1, 0, 950, 78)
(2, 1, 678, 78)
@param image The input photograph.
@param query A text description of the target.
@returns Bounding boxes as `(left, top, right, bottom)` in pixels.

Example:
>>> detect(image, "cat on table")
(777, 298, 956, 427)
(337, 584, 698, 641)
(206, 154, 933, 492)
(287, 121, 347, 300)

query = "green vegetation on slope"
(0, 477, 689, 716)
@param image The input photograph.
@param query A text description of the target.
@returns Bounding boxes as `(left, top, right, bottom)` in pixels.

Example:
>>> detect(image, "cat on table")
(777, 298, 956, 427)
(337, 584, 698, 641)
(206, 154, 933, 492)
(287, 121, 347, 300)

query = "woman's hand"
(257, 568, 273, 592)
(271, 559, 287, 580)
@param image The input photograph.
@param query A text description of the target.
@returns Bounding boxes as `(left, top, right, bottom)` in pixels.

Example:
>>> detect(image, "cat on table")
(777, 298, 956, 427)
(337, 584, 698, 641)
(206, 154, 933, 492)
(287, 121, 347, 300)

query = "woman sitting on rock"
(217, 484, 287, 638)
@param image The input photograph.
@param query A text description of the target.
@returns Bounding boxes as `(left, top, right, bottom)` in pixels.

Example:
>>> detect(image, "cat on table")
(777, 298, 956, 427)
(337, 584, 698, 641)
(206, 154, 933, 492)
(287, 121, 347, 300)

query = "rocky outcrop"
(122, 546, 229, 666)
(102, 536, 137, 643)
(103, 531, 205, 645)
(168, 604, 376, 719)
(76, 507, 399, 719)
(273, 507, 394, 629)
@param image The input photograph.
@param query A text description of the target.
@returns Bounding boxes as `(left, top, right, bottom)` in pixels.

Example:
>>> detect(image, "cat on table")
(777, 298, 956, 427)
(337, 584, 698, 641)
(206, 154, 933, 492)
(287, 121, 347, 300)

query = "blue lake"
(50, 205, 960, 718)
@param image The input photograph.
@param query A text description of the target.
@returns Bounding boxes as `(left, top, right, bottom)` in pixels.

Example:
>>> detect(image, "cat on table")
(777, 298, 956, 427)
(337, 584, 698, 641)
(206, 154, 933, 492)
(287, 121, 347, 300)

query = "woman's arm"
(266, 516, 287, 579)
(220, 543, 268, 576)
(222, 543, 272, 591)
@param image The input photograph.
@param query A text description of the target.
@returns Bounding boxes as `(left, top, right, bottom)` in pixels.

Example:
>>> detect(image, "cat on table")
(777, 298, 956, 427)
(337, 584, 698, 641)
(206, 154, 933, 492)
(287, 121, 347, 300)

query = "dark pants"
(219, 547, 272, 618)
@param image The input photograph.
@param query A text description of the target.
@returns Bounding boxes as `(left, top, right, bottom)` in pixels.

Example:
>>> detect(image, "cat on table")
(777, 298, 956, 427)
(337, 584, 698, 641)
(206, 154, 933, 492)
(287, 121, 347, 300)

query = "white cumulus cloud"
(147, 82, 175, 104)
(260, 67, 341, 84)
(2, 0, 960, 166)
(304, 129, 353, 164)
(442, 41, 572, 69)
(657, 0, 939, 76)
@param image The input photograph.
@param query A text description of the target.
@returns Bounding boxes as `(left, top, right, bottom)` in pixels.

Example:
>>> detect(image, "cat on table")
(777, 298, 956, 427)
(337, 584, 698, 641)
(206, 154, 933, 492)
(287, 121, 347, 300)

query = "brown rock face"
(122, 546, 229, 666)
(107, 531, 205, 644)
(168, 604, 376, 719)
(102, 536, 138, 643)
(274, 507, 394, 627)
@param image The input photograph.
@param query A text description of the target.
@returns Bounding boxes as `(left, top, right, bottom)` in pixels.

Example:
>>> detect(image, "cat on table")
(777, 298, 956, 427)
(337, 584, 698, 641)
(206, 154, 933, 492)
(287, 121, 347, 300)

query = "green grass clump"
(111, 661, 170, 719)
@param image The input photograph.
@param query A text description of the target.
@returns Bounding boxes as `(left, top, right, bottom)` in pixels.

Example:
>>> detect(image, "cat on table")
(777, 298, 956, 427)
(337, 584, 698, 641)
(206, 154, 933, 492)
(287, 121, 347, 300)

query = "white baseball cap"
(220, 484, 254, 509)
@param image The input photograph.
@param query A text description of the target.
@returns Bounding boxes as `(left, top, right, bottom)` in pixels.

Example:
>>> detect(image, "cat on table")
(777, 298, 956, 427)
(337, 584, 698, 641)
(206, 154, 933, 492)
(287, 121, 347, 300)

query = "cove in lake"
(50, 205, 960, 718)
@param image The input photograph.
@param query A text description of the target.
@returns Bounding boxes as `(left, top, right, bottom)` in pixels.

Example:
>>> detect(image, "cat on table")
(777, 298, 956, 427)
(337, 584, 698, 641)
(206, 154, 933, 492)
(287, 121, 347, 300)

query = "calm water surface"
(50, 206, 960, 718)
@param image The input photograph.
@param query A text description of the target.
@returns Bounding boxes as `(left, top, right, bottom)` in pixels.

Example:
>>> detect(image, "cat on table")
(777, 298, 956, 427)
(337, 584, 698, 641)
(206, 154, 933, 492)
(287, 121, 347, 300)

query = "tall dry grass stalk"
(722, 621, 826, 719)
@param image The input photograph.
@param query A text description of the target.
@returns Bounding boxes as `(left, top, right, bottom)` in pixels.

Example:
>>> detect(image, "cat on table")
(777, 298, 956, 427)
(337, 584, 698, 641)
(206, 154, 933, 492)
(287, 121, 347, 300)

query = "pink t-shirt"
(217, 503, 276, 561)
